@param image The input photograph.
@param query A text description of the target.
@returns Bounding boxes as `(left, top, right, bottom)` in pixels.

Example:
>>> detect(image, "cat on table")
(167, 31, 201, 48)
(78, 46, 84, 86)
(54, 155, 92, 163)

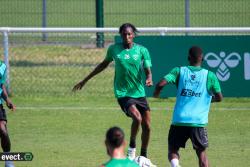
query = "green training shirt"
(0, 61, 7, 104)
(105, 43, 152, 98)
(164, 66, 221, 94)
(103, 158, 139, 167)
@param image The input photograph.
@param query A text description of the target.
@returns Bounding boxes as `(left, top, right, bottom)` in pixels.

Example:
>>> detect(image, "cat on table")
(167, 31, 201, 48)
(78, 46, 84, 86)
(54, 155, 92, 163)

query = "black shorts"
(117, 97, 150, 117)
(0, 104, 7, 121)
(168, 125, 208, 151)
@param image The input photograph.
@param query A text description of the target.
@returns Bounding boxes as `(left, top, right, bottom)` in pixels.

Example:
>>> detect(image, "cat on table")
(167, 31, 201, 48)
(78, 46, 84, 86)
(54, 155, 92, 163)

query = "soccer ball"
(134, 156, 157, 167)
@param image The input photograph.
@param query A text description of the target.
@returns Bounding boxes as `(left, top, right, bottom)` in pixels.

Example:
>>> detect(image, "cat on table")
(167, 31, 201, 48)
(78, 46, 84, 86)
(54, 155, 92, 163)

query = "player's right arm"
(153, 67, 180, 98)
(73, 45, 114, 92)
(72, 60, 110, 91)
(153, 79, 168, 98)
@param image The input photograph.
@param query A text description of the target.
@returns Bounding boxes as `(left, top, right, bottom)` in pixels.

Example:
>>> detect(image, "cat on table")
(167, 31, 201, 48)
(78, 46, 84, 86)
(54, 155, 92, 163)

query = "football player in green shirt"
(100, 126, 139, 167)
(0, 61, 16, 167)
(73, 23, 153, 159)
(153, 46, 223, 167)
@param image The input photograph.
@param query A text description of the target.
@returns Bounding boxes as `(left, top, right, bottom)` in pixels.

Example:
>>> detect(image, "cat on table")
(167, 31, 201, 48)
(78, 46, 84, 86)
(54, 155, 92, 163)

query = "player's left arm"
(144, 68, 153, 87)
(208, 71, 223, 103)
(142, 47, 153, 87)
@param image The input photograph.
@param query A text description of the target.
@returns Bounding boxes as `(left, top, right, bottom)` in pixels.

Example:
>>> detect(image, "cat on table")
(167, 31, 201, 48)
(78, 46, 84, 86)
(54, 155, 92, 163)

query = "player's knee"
(130, 111, 142, 124)
(133, 115, 142, 124)
(195, 148, 206, 156)
(0, 122, 8, 137)
(130, 112, 142, 124)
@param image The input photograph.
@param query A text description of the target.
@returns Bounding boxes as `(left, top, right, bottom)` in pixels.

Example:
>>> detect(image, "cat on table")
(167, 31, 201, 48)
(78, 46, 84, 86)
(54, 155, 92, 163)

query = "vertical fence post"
(42, 0, 48, 41)
(3, 32, 10, 94)
(185, 0, 190, 35)
(96, 0, 104, 48)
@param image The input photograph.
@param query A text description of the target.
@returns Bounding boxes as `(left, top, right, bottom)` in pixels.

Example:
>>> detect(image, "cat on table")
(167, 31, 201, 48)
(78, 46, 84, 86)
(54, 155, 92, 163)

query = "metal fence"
(0, 0, 250, 98)
(0, 32, 115, 98)
(0, 0, 250, 28)
(1, 27, 250, 98)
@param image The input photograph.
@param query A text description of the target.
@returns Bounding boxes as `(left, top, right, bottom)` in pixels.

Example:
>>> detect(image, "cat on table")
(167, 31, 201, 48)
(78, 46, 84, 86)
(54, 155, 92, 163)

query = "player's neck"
(110, 148, 126, 159)
(123, 43, 134, 49)
(189, 62, 201, 67)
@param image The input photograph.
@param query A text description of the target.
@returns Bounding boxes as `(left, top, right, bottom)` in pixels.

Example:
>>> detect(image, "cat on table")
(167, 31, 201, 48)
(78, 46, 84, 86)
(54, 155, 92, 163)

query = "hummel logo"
(204, 52, 241, 81)
(133, 54, 139, 60)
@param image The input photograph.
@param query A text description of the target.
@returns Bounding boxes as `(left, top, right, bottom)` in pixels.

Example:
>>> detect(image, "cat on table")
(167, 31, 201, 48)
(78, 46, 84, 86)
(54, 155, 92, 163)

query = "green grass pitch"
(0, 0, 250, 165)
(0, 43, 249, 167)
(0, 97, 249, 167)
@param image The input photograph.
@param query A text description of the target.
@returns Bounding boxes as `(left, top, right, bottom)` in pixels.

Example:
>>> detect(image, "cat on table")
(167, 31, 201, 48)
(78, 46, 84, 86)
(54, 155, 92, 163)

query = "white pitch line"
(15, 106, 250, 111)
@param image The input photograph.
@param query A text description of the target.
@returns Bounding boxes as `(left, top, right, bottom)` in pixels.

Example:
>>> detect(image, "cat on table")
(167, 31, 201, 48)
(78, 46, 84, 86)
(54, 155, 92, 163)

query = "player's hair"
(105, 126, 125, 148)
(188, 46, 203, 63)
(119, 23, 139, 34)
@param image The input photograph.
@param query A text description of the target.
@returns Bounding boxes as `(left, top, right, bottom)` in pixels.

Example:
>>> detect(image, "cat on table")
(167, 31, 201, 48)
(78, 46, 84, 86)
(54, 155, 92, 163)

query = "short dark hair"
(106, 126, 125, 148)
(188, 46, 203, 63)
(119, 23, 139, 34)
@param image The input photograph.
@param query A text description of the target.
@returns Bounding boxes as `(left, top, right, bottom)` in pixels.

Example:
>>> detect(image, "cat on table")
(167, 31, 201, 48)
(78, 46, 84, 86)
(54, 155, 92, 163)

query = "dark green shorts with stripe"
(117, 97, 150, 117)
(168, 125, 209, 151)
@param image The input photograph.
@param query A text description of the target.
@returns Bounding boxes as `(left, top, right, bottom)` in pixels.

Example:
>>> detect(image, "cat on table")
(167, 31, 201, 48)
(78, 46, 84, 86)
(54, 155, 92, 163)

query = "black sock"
(129, 140, 136, 148)
(140, 148, 147, 157)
